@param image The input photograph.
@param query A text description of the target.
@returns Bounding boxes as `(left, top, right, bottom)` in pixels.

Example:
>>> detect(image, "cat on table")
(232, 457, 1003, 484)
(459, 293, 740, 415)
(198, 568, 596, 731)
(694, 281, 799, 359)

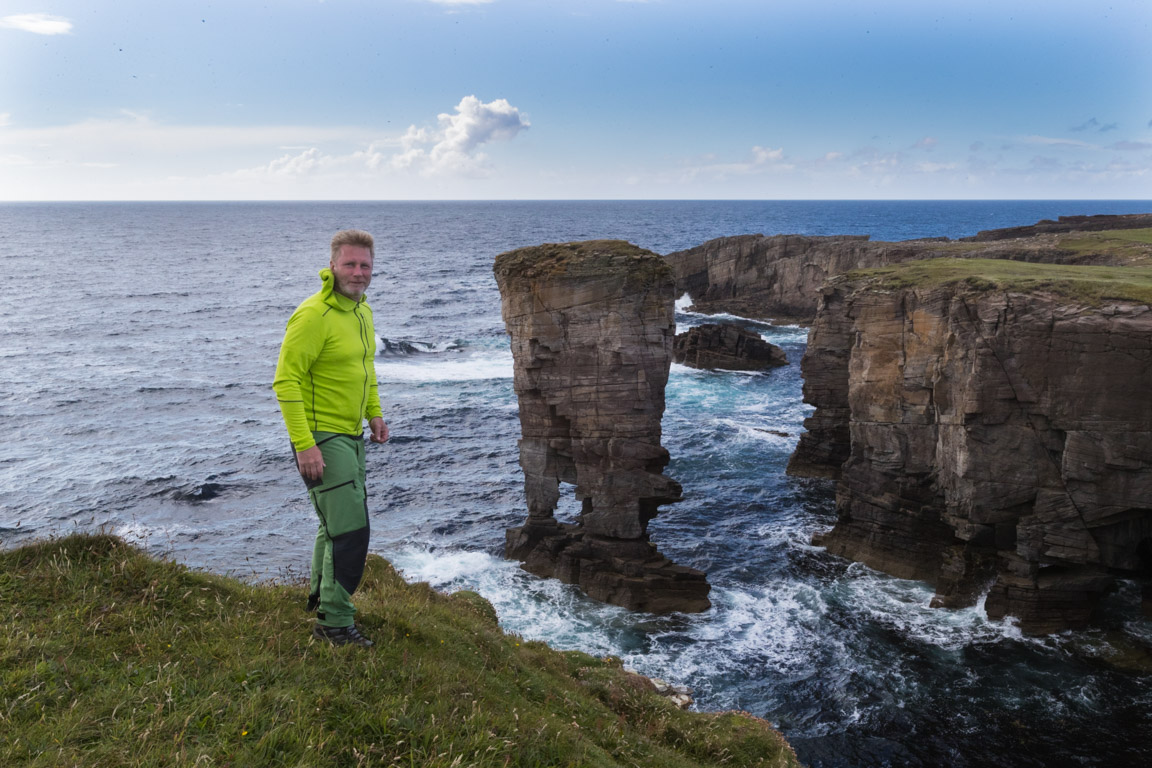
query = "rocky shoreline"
(493, 216, 1151, 634)
(663, 213, 1152, 324)
(788, 263, 1152, 633)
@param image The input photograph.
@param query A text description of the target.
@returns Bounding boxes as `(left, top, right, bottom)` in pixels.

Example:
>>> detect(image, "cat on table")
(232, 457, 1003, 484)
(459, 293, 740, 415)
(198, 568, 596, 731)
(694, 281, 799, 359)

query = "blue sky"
(1, 0, 1150, 200)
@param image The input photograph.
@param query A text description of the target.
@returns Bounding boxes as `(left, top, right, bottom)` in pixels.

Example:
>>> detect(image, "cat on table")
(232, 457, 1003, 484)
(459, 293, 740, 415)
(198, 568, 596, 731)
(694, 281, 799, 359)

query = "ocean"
(2, 200, 1151, 767)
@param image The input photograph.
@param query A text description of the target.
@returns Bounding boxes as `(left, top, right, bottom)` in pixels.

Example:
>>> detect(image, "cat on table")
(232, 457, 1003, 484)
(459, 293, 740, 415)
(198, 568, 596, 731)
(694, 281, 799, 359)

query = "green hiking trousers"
(302, 432, 370, 628)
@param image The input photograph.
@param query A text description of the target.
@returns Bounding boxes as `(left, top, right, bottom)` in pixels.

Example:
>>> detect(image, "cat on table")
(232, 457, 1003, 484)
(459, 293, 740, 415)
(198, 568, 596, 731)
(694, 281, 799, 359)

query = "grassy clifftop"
(845, 257, 1152, 305)
(1, 534, 798, 768)
(937, 227, 1152, 266)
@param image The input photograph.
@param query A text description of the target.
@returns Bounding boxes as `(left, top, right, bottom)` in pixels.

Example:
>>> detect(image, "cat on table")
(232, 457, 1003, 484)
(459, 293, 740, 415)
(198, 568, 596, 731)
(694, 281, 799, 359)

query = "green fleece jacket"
(273, 268, 383, 452)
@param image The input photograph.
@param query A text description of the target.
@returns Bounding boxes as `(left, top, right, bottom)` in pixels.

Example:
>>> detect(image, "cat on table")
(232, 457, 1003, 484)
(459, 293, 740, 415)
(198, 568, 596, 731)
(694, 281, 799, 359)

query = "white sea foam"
(839, 566, 1025, 649)
(373, 351, 513, 383)
(674, 304, 792, 332)
(113, 520, 199, 547)
(390, 546, 499, 586)
(386, 544, 633, 656)
(713, 416, 799, 449)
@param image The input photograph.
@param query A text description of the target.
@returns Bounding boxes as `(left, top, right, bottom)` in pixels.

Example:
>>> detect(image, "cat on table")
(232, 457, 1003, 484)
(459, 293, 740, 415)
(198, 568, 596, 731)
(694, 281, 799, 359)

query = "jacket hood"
(318, 267, 359, 310)
(319, 267, 335, 300)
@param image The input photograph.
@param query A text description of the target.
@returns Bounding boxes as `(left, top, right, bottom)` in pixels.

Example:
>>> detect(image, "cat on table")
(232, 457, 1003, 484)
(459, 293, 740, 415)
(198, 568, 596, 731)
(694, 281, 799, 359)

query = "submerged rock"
(674, 322, 788, 371)
(494, 240, 711, 614)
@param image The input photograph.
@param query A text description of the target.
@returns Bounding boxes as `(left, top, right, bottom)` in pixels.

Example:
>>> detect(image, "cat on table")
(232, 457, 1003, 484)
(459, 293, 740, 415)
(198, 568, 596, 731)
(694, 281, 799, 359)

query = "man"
(273, 229, 389, 648)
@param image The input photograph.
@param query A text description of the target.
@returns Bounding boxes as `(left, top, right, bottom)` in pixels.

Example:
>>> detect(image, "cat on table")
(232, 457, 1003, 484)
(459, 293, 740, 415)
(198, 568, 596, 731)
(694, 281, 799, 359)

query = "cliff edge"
(663, 214, 1152, 324)
(789, 258, 1152, 633)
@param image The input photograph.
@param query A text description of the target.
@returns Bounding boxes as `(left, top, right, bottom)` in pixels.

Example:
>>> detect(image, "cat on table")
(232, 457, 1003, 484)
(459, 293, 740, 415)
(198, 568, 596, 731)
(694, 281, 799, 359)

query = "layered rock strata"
(673, 323, 788, 371)
(663, 214, 1152, 324)
(664, 234, 920, 324)
(494, 240, 711, 614)
(789, 260, 1152, 633)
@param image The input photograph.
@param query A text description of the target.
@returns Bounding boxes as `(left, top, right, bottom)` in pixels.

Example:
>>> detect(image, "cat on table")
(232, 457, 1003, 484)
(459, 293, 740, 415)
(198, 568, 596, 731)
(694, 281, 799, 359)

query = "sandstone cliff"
(663, 215, 1152, 324)
(494, 240, 711, 614)
(789, 258, 1152, 633)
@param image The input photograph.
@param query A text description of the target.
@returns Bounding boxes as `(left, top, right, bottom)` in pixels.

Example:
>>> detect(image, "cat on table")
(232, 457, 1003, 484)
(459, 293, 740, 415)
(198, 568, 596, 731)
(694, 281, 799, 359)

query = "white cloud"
(912, 136, 938, 150)
(1108, 141, 1152, 151)
(266, 148, 325, 176)
(222, 96, 528, 181)
(393, 95, 530, 176)
(1021, 135, 1097, 149)
(0, 97, 530, 196)
(0, 13, 73, 35)
(421, 0, 494, 5)
(916, 162, 958, 173)
(0, 111, 381, 158)
(646, 145, 793, 186)
(0, 113, 10, 127)
(752, 146, 784, 164)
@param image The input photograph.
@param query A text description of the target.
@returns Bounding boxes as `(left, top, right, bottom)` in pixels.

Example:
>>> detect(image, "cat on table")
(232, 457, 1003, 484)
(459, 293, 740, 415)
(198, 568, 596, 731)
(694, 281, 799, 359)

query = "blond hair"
(330, 229, 375, 261)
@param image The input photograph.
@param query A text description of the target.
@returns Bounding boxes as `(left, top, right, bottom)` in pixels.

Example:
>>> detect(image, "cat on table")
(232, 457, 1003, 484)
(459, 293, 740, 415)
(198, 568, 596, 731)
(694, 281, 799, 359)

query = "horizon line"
(2, 198, 1151, 205)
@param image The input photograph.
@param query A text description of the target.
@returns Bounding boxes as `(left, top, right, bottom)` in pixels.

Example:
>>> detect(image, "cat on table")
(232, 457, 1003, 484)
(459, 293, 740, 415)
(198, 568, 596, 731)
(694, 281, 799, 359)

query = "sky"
(1, 0, 1150, 200)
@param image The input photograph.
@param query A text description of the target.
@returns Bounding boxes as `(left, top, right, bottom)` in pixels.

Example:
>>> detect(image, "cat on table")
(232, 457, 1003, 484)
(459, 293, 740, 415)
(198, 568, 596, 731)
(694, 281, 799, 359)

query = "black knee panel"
(331, 524, 370, 596)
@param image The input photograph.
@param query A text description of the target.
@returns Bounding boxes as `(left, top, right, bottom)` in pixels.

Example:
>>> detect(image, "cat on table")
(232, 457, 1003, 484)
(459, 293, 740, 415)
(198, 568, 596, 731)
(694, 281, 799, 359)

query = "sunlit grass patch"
(1, 534, 798, 767)
(846, 258, 1152, 305)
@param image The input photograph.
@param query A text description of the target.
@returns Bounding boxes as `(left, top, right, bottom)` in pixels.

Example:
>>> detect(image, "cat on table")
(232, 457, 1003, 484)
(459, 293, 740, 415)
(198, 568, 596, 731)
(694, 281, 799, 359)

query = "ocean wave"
(837, 565, 1026, 649)
(376, 335, 464, 356)
(374, 350, 513, 383)
(712, 417, 798, 447)
(674, 298, 790, 331)
(386, 544, 649, 658)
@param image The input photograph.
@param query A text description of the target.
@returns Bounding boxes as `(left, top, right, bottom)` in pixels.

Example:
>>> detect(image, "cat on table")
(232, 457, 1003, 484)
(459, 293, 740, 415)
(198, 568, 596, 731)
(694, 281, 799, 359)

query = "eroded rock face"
(662, 214, 1152, 325)
(494, 240, 711, 614)
(664, 234, 916, 324)
(673, 323, 788, 371)
(789, 278, 1152, 633)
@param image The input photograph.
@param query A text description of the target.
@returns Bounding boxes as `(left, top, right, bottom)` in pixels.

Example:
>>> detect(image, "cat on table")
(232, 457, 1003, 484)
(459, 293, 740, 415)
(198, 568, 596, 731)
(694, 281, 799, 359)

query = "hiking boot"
(312, 623, 374, 648)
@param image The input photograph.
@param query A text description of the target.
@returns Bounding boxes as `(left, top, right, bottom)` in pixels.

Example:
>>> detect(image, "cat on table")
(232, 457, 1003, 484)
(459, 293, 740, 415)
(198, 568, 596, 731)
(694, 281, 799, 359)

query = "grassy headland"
(1, 534, 798, 768)
(931, 227, 1152, 266)
(846, 257, 1152, 305)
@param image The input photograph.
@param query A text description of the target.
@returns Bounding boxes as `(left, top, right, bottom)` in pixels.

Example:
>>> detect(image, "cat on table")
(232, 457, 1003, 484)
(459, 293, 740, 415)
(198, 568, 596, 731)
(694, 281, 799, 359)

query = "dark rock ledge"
(674, 322, 788, 371)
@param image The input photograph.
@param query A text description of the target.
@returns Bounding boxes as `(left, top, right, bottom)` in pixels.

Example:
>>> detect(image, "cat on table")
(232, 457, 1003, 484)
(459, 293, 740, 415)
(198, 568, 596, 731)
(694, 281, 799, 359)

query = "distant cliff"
(663, 214, 1152, 324)
(494, 240, 711, 614)
(788, 258, 1152, 633)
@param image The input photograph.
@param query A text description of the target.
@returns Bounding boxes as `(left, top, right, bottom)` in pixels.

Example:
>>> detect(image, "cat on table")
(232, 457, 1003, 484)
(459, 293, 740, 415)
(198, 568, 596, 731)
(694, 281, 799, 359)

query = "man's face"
(330, 244, 373, 301)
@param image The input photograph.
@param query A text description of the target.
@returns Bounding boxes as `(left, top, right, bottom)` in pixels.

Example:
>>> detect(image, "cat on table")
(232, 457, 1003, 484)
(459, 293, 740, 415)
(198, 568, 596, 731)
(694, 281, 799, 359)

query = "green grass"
(846, 258, 1152, 305)
(1056, 228, 1152, 263)
(1, 534, 799, 768)
(893, 227, 1152, 266)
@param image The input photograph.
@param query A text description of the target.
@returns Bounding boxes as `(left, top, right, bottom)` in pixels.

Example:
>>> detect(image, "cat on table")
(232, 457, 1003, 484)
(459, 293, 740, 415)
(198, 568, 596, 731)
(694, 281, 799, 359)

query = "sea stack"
(494, 240, 711, 614)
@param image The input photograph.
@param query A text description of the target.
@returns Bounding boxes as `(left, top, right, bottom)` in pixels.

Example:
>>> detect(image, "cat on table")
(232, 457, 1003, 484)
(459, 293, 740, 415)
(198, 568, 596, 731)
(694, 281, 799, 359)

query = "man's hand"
(369, 417, 390, 444)
(296, 445, 325, 482)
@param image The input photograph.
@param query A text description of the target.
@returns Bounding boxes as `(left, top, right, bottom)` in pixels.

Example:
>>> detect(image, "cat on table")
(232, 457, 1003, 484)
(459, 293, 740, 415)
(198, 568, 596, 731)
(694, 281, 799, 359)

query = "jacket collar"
(319, 267, 361, 311)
